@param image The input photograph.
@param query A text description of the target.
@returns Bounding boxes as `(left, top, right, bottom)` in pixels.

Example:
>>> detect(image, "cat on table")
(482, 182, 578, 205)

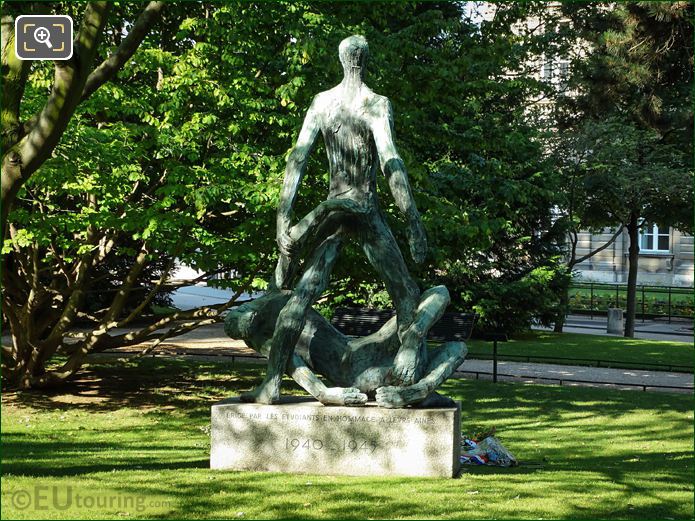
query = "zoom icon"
(15, 15, 73, 60)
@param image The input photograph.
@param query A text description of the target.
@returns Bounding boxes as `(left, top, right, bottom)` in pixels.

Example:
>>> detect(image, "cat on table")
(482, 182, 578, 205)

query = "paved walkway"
(456, 359, 693, 394)
(534, 314, 693, 342)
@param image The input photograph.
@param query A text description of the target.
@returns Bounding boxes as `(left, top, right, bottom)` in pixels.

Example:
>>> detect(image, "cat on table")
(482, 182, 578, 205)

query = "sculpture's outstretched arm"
(277, 96, 321, 256)
(289, 199, 367, 248)
(274, 199, 369, 290)
(289, 354, 368, 406)
(372, 98, 427, 264)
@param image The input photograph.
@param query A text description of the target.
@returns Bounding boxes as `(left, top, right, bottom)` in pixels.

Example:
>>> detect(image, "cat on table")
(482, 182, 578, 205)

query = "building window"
(541, 58, 570, 89)
(541, 60, 553, 80)
(640, 224, 670, 253)
(557, 60, 570, 88)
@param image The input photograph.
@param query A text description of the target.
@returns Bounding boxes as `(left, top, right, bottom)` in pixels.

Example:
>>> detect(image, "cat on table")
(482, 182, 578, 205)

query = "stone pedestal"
(210, 397, 461, 478)
(607, 308, 624, 334)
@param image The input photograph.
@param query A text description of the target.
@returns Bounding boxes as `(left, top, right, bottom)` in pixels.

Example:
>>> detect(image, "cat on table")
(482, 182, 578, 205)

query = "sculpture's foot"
(240, 379, 281, 404)
(390, 349, 420, 386)
(390, 337, 428, 386)
(413, 391, 456, 408)
(375, 382, 428, 409)
(318, 387, 368, 406)
(390, 319, 428, 386)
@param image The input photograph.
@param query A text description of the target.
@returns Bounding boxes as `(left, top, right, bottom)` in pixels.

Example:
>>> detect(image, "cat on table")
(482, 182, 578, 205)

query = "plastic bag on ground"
(460, 435, 517, 467)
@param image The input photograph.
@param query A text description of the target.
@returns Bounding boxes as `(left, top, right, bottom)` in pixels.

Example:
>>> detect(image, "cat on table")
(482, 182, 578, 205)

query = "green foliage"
(468, 264, 568, 333)
(6, 1, 568, 342)
(561, 2, 692, 135)
(555, 2, 693, 231)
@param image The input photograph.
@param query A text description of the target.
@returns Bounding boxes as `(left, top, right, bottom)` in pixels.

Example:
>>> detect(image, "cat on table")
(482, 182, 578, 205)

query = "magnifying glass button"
(34, 27, 53, 48)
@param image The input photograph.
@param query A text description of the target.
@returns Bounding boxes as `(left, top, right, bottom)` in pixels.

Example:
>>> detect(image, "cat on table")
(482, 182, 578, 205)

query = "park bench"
(331, 307, 510, 382)
(330, 307, 478, 342)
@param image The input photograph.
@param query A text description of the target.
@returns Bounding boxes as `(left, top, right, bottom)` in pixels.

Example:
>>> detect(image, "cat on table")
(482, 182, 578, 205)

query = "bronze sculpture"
(233, 36, 467, 407)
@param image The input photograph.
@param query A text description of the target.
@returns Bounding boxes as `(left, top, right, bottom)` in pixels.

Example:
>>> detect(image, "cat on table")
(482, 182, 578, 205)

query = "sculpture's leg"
(289, 354, 368, 406)
(375, 341, 467, 408)
(360, 214, 424, 386)
(272, 203, 366, 291)
(271, 253, 293, 291)
(241, 234, 342, 404)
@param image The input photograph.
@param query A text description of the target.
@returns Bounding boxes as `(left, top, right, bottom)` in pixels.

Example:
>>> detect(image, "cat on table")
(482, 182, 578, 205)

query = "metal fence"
(568, 282, 694, 322)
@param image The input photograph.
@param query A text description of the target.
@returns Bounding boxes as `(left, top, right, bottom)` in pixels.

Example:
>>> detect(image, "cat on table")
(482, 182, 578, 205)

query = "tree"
(1, 1, 165, 238)
(554, 2, 693, 336)
(548, 129, 625, 333)
(1, 1, 172, 387)
(579, 117, 691, 335)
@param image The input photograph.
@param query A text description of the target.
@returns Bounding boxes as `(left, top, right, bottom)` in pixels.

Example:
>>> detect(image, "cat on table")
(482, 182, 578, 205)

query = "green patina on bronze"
(227, 36, 466, 408)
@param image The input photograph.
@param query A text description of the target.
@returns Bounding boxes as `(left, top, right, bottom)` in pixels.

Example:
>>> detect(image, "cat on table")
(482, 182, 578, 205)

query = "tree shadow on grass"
(98, 467, 693, 520)
(443, 377, 693, 420)
(2, 430, 209, 477)
(2, 357, 271, 414)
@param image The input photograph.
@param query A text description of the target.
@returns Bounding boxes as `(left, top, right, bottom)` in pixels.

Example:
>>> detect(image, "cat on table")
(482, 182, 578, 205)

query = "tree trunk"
(624, 212, 640, 338)
(555, 227, 624, 334)
(554, 285, 569, 333)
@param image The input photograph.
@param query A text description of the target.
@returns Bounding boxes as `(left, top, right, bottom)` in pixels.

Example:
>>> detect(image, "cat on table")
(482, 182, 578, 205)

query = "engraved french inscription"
(211, 398, 461, 478)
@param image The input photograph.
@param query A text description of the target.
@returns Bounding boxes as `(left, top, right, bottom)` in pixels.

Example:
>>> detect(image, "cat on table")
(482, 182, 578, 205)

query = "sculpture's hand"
(277, 230, 298, 257)
(376, 383, 428, 408)
(375, 386, 408, 408)
(408, 219, 427, 264)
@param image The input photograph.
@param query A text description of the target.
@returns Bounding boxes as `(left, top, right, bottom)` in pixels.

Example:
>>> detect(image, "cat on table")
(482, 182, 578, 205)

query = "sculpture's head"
(339, 35, 369, 76)
(224, 301, 258, 340)
(223, 292, 293, 355)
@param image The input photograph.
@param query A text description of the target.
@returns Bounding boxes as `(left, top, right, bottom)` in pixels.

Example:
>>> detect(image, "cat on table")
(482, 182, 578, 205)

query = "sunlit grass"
(2, 357, 693, 519)
(467, 330, 693, 371)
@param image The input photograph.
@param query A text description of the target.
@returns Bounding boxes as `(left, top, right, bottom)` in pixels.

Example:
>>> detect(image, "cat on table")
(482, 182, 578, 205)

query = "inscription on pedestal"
(211, 397, 461, 478)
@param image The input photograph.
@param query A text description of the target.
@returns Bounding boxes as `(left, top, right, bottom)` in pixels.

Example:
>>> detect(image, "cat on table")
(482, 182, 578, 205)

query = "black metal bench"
(331, 308, 514, 383)
(330, 307, 478, 342)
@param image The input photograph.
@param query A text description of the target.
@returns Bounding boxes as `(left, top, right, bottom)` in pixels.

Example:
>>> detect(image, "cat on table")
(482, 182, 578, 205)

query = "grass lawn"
(569, 286, 693, 304)
(2, 357, 693, 520)
(567, 286, 693, 318)
(467, 330, 694, 372)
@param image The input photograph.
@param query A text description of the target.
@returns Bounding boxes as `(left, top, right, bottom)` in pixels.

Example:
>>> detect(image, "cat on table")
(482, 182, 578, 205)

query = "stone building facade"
(573, 227, 694, 287)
